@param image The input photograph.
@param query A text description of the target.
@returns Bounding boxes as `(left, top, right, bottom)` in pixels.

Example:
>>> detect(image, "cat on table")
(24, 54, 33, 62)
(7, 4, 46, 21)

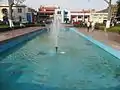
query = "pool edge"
(70, 28, 120, 60)
(0, 28, 47, 53)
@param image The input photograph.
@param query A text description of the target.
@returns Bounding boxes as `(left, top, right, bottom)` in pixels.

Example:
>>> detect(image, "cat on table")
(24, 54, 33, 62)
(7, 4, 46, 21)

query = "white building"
(55, 8, 71, 23)
(0, 3, 37, 23)
(90, 13, 108, 23)
(70, 10, 92, 23)
(0, 3, 27, 23)
(70, 9, 108, 24)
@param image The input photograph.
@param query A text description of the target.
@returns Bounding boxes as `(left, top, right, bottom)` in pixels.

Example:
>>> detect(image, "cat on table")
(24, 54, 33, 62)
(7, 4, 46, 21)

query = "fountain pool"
(0, 28, 120, 90)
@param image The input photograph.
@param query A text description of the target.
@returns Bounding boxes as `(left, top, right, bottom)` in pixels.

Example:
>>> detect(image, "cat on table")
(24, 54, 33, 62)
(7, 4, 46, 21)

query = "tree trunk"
(9, 4, 14, 28)
(9, 5, 12, 20)
(106, 0, 112, 29)
(116, 1, 120, 17)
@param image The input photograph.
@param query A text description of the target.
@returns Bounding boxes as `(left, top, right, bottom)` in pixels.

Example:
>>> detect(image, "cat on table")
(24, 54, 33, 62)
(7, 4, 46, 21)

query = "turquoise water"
(0, 28, 120, 90)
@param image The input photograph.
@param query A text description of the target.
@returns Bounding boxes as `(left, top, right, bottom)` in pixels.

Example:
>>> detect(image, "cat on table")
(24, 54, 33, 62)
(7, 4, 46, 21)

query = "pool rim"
(70, 28, 120, 60)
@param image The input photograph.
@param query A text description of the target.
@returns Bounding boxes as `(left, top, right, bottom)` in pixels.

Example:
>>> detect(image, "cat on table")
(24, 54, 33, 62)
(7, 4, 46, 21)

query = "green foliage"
(0, 25, 9, 28)
(95, 23, 105, 30)
(90, 22, 120, 33)
(107, 26, 120, 33)
(116, 0, 120, 16)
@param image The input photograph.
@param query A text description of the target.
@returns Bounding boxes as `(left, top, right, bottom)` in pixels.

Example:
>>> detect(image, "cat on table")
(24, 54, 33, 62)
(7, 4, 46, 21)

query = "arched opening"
(2, 8, 8, 15)
(1, 8, 8, 24)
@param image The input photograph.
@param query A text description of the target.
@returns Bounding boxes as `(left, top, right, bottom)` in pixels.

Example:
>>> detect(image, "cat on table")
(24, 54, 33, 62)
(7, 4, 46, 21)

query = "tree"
(116, 0, 120, 17)
(14, 0, 26, 5)
(104, 0, 112, 29)
(8, 0, 26, 27)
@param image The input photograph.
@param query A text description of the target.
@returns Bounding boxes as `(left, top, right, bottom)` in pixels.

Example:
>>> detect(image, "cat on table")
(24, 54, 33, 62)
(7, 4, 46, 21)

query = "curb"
(70, 28, 120, 60)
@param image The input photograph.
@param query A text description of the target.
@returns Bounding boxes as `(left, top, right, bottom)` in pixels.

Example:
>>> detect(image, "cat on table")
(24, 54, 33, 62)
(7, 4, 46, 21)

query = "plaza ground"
(78, 28, 120, 50)
(0, 26, 120, 51)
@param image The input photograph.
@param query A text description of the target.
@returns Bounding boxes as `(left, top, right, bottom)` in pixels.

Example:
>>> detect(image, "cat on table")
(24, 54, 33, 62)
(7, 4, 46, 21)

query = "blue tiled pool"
(0, 28, 120, 90)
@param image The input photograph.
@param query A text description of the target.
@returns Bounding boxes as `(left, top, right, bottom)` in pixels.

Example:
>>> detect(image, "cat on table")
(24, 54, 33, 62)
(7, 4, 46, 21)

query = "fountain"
(50, 13, 61, 53)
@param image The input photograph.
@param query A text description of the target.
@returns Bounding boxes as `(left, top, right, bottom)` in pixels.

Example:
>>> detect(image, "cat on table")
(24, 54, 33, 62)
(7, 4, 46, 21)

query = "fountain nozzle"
(55, 46, 58, 53)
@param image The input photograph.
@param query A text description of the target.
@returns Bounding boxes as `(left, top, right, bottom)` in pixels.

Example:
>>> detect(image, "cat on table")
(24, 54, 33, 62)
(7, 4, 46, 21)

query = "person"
(87, 21, 90, 32)
(91, 21, 95, 32)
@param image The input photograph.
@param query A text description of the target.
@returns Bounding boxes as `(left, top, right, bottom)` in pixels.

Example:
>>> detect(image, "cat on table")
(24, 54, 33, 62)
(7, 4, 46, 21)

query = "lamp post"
(8, 0, 14, 28)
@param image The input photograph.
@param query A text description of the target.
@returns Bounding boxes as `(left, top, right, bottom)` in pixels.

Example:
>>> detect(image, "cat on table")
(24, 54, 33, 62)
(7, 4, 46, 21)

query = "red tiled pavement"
(0, 27, 45, 42)
(78, 28, 120, 51)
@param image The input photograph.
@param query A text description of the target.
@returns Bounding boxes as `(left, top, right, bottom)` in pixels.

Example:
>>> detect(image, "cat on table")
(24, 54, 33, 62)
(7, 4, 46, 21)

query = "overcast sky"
(0, 0, 117, 10)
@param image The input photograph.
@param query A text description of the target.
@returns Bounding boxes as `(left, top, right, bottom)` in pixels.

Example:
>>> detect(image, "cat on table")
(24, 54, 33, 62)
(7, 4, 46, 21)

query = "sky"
(0, 0, 117, 10)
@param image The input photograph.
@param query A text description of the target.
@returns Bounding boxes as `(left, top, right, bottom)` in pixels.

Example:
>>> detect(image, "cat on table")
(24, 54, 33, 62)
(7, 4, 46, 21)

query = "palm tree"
(116, 0, 120, 17)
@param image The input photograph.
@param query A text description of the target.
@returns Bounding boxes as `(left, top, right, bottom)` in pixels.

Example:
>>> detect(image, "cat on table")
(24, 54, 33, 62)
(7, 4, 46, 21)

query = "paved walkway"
(0, 27, 44, 42)
(0, 25, 120, 51)
(78, 28, 120, 51)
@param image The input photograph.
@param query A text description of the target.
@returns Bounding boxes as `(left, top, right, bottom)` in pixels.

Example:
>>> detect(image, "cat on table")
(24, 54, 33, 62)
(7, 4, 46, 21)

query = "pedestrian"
(91, 21, 95, 32)
(87, 21, 90, 32)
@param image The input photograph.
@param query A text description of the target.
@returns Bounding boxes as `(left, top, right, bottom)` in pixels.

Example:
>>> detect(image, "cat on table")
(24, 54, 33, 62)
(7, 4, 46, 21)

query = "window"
(57, 11, 61, 14)
(84, 15, 89, 18)
(1, 8, 8, 14)
(64, 11, 68, 14)
(78, 16, 82, 18)
(18, 8, 22, 13)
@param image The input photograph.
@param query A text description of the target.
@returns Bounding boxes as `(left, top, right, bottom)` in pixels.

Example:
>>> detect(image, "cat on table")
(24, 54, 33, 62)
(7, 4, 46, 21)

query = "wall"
(90, 13, 108, 23)
(70, 12, 108, 23)
(12, 6, 27, 23)
(71, 12, 90, 22)
(54, 9, 71, 23)
(0, 7, 4, 21)
(0, 4, 35, 23)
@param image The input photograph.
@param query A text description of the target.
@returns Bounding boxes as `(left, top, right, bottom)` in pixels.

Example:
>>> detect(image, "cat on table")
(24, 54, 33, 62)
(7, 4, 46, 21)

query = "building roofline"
(0, 5, 26, 7)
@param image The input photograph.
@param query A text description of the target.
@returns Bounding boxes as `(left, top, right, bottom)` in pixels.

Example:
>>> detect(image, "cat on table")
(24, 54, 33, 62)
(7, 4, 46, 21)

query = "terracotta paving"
(0, 27, 45, 42)
(78, 28, 120, 51)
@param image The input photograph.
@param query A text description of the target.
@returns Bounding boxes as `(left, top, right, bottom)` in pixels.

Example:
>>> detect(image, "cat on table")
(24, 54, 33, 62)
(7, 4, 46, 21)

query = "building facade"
(91, 13, 108, 23)
(55, 9, 71, 23)
(0, 3, 37, 24)
(71, 10, 91, 23)
(38, 5, 71, 23)
(70, 9, 108, 23)
(38, 5, 58, 23)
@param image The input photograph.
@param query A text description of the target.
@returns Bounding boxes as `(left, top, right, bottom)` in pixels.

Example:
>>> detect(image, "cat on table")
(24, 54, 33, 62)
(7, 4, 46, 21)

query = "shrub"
(95, 23, 105, 30)
(107, 26, 120, 33)
(0, 25, 9, 29)
(0, 20, 8, 25)
(73, 21, 87, 28)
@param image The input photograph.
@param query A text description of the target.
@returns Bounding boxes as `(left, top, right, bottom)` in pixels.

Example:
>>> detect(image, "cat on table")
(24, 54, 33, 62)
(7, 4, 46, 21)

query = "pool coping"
(0, 28, 47, 53)
(70, 28, 120, 60)
(0, 27, 45, 42)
